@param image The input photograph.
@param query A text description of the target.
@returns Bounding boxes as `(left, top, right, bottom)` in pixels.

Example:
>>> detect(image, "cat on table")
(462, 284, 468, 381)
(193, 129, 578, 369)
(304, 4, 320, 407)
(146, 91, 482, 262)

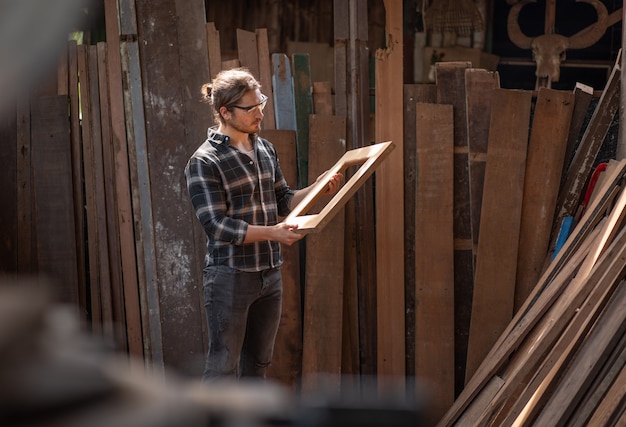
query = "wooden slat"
(375, 0, 405, 388)
(272, 53, 297, 131)
(415, 103, 455, 425)
(515, 88, 574, 312)
(236, 28, 260, 79)
(77, 44, 103, 331)
(435, 61, 473, 394)
(16, 93, 33, 274)
(562, 83, 594, 181)
(403, 84, 437, 380)
(88, 44, 115, 340)
(96, 42, 122, 344)
(261, 129, 302, 389)
(586, 351, 626, 426)
(134, 0, 205, 375)
(31, 96, 79, 305)
(103, 0, 143, 360)
(0, 102, 17, 273)
(256, 28, 276, 129)
(301, 114, 346, 392)
(67, 40, 87, 316)
(292, 53, 314, 188)
(466, 88, 532, 382)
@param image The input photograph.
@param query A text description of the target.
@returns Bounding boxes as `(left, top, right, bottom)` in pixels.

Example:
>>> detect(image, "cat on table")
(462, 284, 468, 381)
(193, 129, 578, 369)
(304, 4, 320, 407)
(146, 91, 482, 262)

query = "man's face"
(225, 90, 267, 134)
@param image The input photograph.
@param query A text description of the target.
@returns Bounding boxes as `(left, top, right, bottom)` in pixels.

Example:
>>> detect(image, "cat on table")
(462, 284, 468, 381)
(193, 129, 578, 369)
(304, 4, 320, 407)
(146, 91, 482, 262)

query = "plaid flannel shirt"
(184, 127, 295, 272)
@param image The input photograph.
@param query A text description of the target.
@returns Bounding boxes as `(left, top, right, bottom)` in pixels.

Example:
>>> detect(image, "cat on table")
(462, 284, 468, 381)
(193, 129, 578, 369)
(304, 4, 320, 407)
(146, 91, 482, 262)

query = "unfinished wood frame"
(282, 140, 394, 234)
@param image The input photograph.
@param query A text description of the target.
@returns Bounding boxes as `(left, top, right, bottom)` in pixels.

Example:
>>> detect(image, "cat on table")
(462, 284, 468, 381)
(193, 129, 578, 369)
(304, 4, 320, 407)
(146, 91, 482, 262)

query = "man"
(184, 67, 341, 382)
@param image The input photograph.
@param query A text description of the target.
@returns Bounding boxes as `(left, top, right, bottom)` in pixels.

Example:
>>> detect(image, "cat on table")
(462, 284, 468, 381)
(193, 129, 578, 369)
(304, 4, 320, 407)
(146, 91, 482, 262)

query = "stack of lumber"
(402, 53, 622, 424)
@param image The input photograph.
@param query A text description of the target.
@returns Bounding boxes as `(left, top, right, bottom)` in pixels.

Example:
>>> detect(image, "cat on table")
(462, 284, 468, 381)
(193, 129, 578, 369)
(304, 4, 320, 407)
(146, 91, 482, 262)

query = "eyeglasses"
(229, 94, 268, 115)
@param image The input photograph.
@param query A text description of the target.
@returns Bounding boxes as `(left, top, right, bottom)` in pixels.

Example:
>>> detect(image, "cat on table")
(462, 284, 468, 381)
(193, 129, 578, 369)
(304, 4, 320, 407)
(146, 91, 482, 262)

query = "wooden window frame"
(282, 140, 395, 234)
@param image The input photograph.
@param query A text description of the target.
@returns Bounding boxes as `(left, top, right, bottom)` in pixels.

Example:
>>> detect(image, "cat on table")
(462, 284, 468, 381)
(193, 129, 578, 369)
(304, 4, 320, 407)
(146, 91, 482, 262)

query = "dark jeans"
(202, 265, 283, 382)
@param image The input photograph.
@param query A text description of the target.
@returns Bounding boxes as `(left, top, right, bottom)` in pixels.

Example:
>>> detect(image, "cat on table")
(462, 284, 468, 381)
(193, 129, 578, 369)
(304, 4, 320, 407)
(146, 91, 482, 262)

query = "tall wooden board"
(435, 60, 473, 394)
(261, 129, 302, 389)
(292, 53, 314, 188)
(301, 114, 346, 392)
(256, 28, 276, 129)
(135, 0, 205, 375)
(0, 102, 17, 273)
(515, 88, 574, 311)
(31, 96, 79, 305)
(272, 53, 297, 131)
(403, 84, 437, 379)
(465, 88, 532, 382)
(375, 0, 405, 388)
(415, 103, 455, 424)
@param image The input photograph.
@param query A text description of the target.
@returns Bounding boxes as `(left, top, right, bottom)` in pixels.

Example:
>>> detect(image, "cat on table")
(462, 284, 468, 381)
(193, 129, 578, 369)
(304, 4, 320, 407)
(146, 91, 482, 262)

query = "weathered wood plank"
(465, 88, 532, 382)
(403, 84, 437, 380)
(16, 92, 33, 274)
(31, 95, 79, 305)
(375, 0, 405, 388)
(562, 82, 594, 181)
(236, 28, 260, 79)
(415, 102, 455, 425)
(135, 0, 205, 376)
(103, 0, 143, 360)
(292, 53, 314, 188)
(272, 53, 297, 131)
(435, 61, 473, 394)
(515, 88, 574, 312)
(0, 102, 17, 274)
(312, 81, 333, 115)
(206, 22, 222, 80)
(301, 114, 346, 392)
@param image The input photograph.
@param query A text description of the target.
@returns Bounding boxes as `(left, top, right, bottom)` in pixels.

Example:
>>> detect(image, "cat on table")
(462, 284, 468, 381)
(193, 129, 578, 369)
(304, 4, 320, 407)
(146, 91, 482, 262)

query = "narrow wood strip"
(272, 53, 297, 131)
(16, 91, 33, 274)
(236, 28, 260, 79)
(206, 22, 222, 80)
(466, 88, 532, 382)
(292, 53, 314, 188)
(256, 28, 276, 129)
(415, 103, 455, 425)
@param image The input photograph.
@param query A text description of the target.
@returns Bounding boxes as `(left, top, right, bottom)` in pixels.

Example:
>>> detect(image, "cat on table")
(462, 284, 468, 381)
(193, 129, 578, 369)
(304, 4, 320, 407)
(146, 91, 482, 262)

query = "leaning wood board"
(31, 96, 79, 305)
(301, 114, 347, 392)
(236, 28, 260, 80)
(0, 101, 17, 272)
(465, 88, 532, 382)
(261, 129, 302, 389)
(292, 53, 314, 188)
(256, 28, 276, 129)
(515, 88, 574, 312)
(435, 61, 473, 394)
(103, 0, 143, 359)
(415, 103, 455, 425)
(375, 0, 405, 387)
(272, 53, 297, 132)
(403, 84, 437, 379)
(134, 0, 205, 375)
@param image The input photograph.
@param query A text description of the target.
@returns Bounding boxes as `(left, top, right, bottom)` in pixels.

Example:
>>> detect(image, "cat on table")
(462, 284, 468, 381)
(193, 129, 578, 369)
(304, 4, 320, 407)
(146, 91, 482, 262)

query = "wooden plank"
(586, 351, 626, 426)
(135, 0, 205, 375)
(67, 40, 87, 316)
(206, 22, 222, 79)
(256, 28, 276, 129)
(88, 44, 114, 340)
(120, 37, 164, 371)
(0, 102, 17, 273)
(272, 53, 297, 131)
(435, 61, 473, 394)
(312, 81, 333, 115)
(77, 44, 103, 332)
(236, 28, 260, 79)
(403, 84, 437, 380)
(261, 129, 302, 389)
(301, 114, 346, 392)
(462, 67, 498, 394)
(96, 42, 122, 344)
(466, 88, 532, 382)
(414, 103, 455, 425)
(562, 83, 594, 181)
(515, 88, 574, 312)
(31, 95, 79, 305)
(103, 0, 143, 360)
(292, 53, 314, 188)
(16, 93, 33, 274)
(375, 0, 405, 388)
(554, 57, 620, 234)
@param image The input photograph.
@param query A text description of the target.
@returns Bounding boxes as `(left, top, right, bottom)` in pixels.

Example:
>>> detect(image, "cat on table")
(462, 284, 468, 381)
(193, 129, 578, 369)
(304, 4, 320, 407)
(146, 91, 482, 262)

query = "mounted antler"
(507, 0, 609, 87)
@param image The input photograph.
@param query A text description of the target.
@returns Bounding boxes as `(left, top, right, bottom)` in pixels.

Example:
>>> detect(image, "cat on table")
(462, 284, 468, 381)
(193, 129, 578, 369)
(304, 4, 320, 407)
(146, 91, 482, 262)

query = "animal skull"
(507, 0, 608, 87)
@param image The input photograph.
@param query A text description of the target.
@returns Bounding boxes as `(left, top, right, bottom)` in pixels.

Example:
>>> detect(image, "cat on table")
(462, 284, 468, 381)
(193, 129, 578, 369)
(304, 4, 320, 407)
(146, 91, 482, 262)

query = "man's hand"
(272, 222, 305, 245)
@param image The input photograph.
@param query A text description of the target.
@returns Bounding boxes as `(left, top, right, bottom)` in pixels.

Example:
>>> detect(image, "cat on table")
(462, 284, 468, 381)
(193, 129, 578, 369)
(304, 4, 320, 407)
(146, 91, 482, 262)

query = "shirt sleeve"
(184, 156, 248, 245)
